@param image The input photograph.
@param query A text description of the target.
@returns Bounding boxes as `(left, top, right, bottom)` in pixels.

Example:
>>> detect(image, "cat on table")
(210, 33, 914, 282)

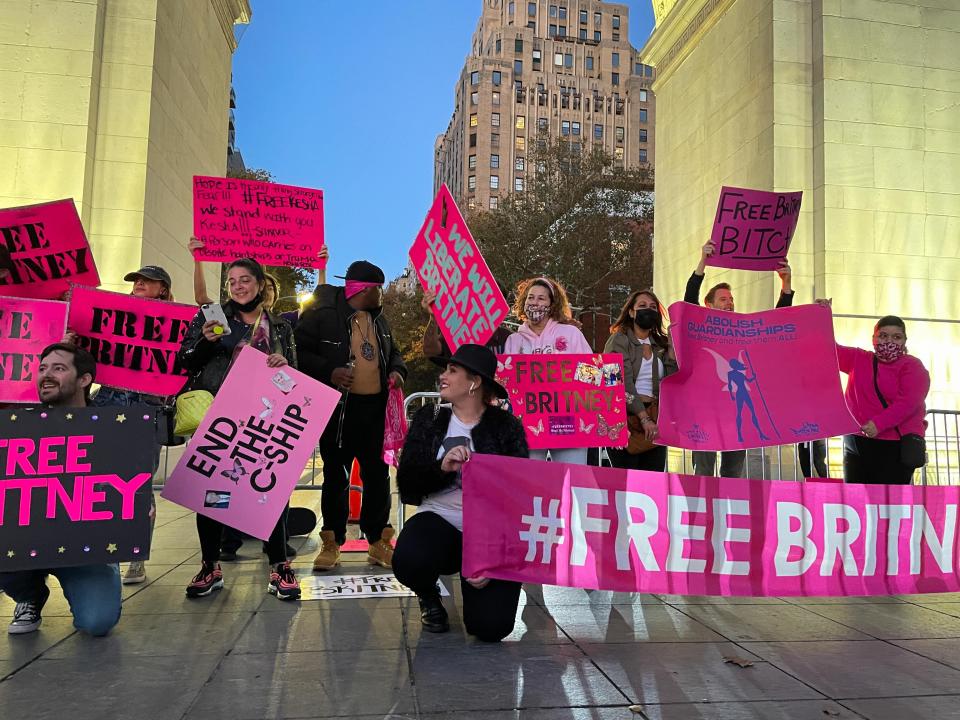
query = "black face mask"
(633, 308, 659, 330)
(231, 293, 263, 314)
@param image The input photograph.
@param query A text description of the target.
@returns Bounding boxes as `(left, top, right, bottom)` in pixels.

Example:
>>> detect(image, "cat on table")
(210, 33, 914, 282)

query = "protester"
(421, 288, 513, 359)
(684, 241, 793, 478)
(603, 290, 677, 472)
(295, 260, 407, 571)
(393, 344, 528, 640)
(176, 257, 300, 600)
(2, 344, 122, 636)
(798, 439, 828, 478)
(502, 276, 593, 464)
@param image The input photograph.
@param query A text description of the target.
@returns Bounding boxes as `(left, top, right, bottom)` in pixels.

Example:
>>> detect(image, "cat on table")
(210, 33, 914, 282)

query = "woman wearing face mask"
(503, 277, 593, 465)
(603, 290, 677, 472)
(176, 257, 301, 600)
(830, 311, 930, 485)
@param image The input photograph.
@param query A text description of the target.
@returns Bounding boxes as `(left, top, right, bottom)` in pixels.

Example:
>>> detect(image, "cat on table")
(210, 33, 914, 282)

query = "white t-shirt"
(418, 410, 477, 531)
(634, 337, 664, 398)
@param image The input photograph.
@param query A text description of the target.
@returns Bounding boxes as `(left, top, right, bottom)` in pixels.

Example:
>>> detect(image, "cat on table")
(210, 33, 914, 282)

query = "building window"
(613, 14, 621, 28)
(508, 1, 515, 14)
(611, 72, 619, 86)
(527, 20, 535, 29)
(492, 132, 500, 146)
(515, 38, 523, 52)
(515, 177, 525, 191)
(579, 9, 587, 23)
(528, 2, 536, 16)
(514, 60, 523, 75)
(639, 129, 648, 142)
(491, 112, 500, 126)
(640, 109, 648, 123)
(594, 11, 601, 25)
(558, 26, 566, 37)
(634, 62, 643, 75)
(645, 65, 653, 77)
(572, 121, 581, 135)
(470, 71, 479, 85)
(585, 56, 594, 70)
(492, 91, 501, 105)
(564, 53, 573, 68)
(561, 120, 570, 135)
(538, 117, 548, 130)
(468, 175, 476, 191)
(594, 124, 603, 139)
(615, 147, 624, 161)
(554, 52, 563, 66)
(490, 196, 499, 209)
(516, 136, 526, 150)
(616, 126, 624, 141)
(490, 175, 500, 189)
(496, 38, 502, 53)
(612, 52, 620, 67)
(470, 133, 477, 147)
(470, 113, 478, 127)
(516, 115, 525, 129)
(594, 30, 601, 41)
(469, 154, 477, 170)
(471, 92, 479, 105)
(639, 149, 648, 163)
(579, 28, 587, 40)
(549, 24, 557, 37)
(612, 31, 620, 41)
(493, 70, 502, 86)
(639, 89, 648, 102)
(549, 4, 557, 16)
(515, 157, 525, 170)
(533, 49, 542, 69)
(559, 6, 567, 19)
(491, 153, 500, 168)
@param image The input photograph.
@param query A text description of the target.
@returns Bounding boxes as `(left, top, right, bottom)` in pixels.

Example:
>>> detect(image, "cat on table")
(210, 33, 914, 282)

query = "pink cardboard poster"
(67, 286, 199, 397)
(463, 454, 960, 597)
(409, 184, 509, 351)
(0, 199, 100, 299)
(0, 297, 68, 403)
(192, 175, 325, 268)
(657, 302, 859, 452)
(496, 353, 628, 450)
(707, 186, 802, 271)
(161, 346, 340, 540)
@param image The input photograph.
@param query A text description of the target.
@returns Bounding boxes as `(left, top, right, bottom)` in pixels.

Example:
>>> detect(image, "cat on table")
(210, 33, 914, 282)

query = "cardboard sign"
(496, 353, 628, 449)
(707, 186, 802, 271)
(463, 454, 960, 597)
(0, 199, 100, 299)
(161, 346, 339, 540)
(67, 286, 198, 397)
(409, 184, 509, 351)
(0, 297, 68, 403)
(658, 303, 859, 451)
(0, 406, 154, 572)
(299, 574, 449, 601)
(192, 175, 325, 268)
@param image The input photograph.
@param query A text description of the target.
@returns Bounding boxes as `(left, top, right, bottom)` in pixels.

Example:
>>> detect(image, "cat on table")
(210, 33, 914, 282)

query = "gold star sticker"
(65, 413, 73, 420)
(6, 550, 14, 558)
(58, 546, 66, 554)
(106, 543, 117, 553)
(9, 414, 16, 421)
(116, 414, 126, 424)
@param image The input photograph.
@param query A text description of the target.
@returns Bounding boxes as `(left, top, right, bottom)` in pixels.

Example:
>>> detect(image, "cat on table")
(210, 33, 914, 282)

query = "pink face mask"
(874, 340, 906, 363)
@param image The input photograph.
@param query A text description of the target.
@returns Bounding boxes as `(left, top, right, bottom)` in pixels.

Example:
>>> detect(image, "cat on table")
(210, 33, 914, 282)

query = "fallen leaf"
(822, 710, 841, 717)
(628, 706, 645, 714)
(722, 655, 755, 668)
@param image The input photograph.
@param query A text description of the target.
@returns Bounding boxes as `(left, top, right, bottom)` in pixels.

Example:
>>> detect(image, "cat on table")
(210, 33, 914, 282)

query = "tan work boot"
(367, 527, 395, 568)
(312, 531, 341, 572)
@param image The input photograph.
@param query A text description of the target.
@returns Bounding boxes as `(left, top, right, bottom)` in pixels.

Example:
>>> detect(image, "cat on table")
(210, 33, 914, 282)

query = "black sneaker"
(8, 584, 49, 635)
(185, 562, 224, 598)
(418, 592, 449, 633)
(268, 562, 301, 601)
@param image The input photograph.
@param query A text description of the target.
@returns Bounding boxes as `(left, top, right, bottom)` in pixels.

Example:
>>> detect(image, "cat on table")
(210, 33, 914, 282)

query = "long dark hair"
(611, 289, 669, 348)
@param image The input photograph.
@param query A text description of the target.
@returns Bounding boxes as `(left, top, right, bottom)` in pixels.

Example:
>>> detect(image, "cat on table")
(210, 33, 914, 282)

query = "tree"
(381, 284, 438, 395)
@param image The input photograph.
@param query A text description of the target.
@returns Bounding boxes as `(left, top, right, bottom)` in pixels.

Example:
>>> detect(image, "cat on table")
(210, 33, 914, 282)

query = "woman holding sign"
(503, 277, 593, 465)
(394, 344, 529, 641)
(177, 257, 301, 601)
(604, 290, 677, 472)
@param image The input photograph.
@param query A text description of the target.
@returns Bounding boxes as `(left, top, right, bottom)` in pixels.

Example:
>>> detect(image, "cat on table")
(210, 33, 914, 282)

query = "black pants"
(692, 450, 746, 478)
(393, 511, 522, 643)
(320, 392, 391, 544)
(798, 439, 828, 478)
(608, 445, 667, 472)
(197, 507, 289, 565)
(843, 435, 915, 485)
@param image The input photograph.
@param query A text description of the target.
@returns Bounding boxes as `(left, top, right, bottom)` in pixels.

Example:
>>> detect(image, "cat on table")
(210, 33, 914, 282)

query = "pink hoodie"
(837, 344, 930, 440)
(503, 319, 593, 355)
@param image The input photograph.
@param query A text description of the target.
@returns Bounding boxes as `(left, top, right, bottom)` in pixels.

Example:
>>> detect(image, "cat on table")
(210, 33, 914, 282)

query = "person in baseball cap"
(123, 265, 173, 301)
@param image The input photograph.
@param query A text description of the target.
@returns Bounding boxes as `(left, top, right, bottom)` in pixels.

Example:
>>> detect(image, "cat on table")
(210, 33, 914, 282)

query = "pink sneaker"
(268, 562, 301, 601)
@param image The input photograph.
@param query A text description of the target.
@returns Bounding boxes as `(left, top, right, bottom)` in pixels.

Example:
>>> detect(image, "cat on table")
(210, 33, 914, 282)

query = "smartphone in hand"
(201, 303, 232, 335)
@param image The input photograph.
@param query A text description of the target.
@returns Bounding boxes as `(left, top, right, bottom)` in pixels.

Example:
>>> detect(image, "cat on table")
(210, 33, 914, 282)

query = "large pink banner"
(463, 454, 960, 597)
(0, 199, 100, 299)
(67, 286, 198, 396)
(658, 303, 859, 451)
(192, 175, 325, 268)
(0, 297, 68, 403)
(409, 184, 509, 351)
(161, 346, 340, 540)
(496, 353, 628, 450)
(707, 186, 802, 271)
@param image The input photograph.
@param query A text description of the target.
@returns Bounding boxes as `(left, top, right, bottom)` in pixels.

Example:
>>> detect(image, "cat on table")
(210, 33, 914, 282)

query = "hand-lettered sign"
(463, 454, 960, 597)
(409, 184, 509, 351)
(299, 574, 450, 601)
(707, 186, 802, 271)
(657, 302, 859, 452)
(0, 406, 154, 571)
(0, 297, 68, 403)
(161, 346, 340, 540)
(67, 286, 198, 397)
(0, 200, 100, 299)
(496, 353, 628, 450)
(192, 175, 325, 268)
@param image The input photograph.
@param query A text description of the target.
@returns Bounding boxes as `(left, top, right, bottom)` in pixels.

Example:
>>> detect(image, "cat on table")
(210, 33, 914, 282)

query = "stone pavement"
(4, 494, 960, 720)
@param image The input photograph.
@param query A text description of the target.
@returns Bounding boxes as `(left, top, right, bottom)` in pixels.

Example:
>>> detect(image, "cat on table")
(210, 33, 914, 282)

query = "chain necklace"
(354, 314, 376, 362)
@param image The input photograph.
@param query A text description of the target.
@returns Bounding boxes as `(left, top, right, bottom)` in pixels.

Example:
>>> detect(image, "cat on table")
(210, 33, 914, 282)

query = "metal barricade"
(922, 409, 960, 486)
(396, 392, 444, 530)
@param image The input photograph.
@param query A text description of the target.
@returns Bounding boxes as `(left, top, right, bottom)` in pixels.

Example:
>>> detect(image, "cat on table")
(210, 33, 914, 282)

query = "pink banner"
(658, 303, 859, 451)
(192, 175, 325, 268)
(496, 353, 628, 450)
(463, 454, 960, 597)
(67, 286, 198, 396)
(161, 346, 340, 540)
(0, 297, 68, 403)
(707, 186, 802, 271)
(0, 199, 100, 299)
(409, 184, 509, 351)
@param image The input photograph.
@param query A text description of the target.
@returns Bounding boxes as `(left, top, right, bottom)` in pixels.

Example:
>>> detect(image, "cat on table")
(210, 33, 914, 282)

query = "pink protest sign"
(0, 297, 68, 403)
(0, 199, 100, 299)
(67, 286, 198, 397)
(463, 454, 960, 597)
(192, 175, 325, 268)
(707, 186, 802, 271)
(161, 346, 340, 540)
(409, 184, 509, 351)
(657, 302, 859, 451)
(496, 353, 628, 449)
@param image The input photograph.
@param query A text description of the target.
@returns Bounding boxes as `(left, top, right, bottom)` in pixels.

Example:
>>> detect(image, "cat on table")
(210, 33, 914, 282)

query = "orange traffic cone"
(348, 460, 363, 522)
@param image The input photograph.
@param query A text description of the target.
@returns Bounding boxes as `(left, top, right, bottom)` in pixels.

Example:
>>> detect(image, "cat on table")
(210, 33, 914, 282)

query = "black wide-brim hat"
(430, 343, 508, 399)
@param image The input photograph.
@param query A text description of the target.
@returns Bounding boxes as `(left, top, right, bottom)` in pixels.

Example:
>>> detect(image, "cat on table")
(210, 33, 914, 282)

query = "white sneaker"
(8, 601, 42, 635)
(122, 561, 147, 585)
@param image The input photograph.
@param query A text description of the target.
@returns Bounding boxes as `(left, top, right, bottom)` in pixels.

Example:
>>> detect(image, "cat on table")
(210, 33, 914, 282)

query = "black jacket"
(177, 303, 297, 395)
(684, 272, 794, 308)
(295, 284, 407, 388)
(397, 404, 529, 506)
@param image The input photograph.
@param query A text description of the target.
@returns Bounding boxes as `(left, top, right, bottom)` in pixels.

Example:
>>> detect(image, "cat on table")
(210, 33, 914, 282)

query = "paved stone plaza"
(4, 493, 960, 719)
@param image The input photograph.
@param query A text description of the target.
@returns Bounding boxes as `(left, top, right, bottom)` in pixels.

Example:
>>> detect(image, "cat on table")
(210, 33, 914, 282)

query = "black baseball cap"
(335, 260, 385, 284)
(124, 265, 172, 288)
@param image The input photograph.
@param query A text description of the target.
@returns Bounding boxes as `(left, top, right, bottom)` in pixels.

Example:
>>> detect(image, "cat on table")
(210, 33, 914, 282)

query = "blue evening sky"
(231, 1, 656, 283)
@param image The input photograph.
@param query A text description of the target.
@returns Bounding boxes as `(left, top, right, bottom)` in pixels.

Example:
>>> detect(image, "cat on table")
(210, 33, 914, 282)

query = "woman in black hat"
(393, 344, 529, 642)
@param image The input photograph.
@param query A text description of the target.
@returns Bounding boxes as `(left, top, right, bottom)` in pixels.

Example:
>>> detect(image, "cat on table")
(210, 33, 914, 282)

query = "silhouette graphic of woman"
(728, 358, 770, 443)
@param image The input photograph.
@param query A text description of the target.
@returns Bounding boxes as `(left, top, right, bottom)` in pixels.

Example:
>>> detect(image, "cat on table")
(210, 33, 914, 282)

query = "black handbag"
(872, 356, 926, 469)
